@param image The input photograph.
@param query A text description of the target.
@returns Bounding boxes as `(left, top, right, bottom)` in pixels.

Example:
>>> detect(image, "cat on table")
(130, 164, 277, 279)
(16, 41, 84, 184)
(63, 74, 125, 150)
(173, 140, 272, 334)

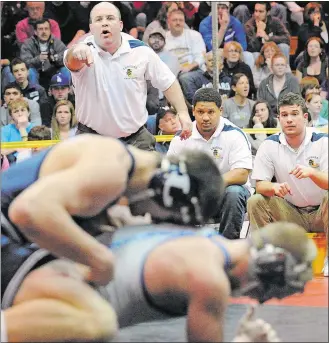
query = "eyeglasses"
(228, 50, 240, 54)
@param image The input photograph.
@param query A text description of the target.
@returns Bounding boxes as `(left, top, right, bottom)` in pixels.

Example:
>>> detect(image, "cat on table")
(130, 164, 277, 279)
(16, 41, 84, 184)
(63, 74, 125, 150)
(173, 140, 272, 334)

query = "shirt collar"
(191, 118, 224, 141)
(279, 127, 314, 148)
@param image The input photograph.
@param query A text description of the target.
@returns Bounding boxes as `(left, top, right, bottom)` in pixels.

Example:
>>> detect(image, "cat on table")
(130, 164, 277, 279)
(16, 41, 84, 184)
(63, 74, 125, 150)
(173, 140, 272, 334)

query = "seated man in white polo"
(247, 92, 328, 276)
(167, 88, 252, 239)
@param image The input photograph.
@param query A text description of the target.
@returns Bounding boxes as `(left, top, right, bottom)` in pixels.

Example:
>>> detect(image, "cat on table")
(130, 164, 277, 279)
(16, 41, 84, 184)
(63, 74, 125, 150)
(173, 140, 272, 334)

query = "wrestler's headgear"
(230, 223, 317, 304)
(129, 150, 224, 225)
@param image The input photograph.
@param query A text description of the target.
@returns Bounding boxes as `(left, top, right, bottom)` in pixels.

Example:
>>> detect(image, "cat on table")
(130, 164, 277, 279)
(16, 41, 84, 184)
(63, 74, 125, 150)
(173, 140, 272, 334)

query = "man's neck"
(170, 30, 183, 38)
(196, 125, 216, 141)
(273, 74, 286, 82)
(234, 94, 246, 106)
(285, 128, 306, 149)
(100, 36, 122, 55)
(19, 80, 29, 90)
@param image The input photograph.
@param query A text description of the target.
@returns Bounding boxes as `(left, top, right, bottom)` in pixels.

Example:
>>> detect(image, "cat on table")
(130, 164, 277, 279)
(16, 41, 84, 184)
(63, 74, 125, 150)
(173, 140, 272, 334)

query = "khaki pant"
(247, 192, 328, 234)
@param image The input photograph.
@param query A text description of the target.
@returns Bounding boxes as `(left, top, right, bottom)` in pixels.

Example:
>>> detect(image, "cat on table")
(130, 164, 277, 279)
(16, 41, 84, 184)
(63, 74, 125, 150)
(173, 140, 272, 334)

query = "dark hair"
(192, 88, 222, 109)
(28, 125, 51, 141)
(304, 2, 323, 25)
(33, 18, 51, 30)
(168, 150, 225, 222)
(278, 93, 308, 115)
(2, 82, 22, 96)
(228, 73, 248, 98)
(156, 107, 177, 131)
(10, 58, 28, 74)
(248, 100, 277, 139)
(301, 36, 326, 68)
(301, 83, 321, 98)
(254, 2, 271, 12)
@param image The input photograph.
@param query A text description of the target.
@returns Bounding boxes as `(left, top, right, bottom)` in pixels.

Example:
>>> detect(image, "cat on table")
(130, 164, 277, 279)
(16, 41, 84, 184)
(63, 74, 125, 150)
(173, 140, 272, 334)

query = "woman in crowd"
(246, 100, 280, 156)
(222, 42, 256, 99)
(294, 2, 329, 64)
(51, 100, 77, 140)
(296, 37, 329, 86)
(305, 93, 328, 128)
(252, 41, 291, 89)
(222, 73, 255, 128)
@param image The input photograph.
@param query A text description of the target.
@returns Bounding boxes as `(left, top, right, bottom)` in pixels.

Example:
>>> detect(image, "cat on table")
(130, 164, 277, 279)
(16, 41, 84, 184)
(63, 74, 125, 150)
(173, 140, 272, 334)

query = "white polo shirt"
(167, 118, 253, 194)
(64, 33, 176, 137)
(252, 128, 328, 207)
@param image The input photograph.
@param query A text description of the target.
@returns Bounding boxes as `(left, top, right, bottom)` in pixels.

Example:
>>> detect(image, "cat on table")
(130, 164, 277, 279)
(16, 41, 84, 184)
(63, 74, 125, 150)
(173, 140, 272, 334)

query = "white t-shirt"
(165, 29, 206, 69)
(64, 33, 176, 137)
(167, 118, 253, 194)
(252, 128, 328, 207)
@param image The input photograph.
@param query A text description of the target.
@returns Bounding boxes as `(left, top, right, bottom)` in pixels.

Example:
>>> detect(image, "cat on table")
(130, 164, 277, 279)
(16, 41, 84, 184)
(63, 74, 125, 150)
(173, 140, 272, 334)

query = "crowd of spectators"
(1, 1, 328, 248)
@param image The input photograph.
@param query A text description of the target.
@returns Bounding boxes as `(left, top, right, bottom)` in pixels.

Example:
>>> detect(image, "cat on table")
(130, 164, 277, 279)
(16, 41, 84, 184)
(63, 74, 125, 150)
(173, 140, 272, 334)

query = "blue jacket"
(199, 15, 247, 51)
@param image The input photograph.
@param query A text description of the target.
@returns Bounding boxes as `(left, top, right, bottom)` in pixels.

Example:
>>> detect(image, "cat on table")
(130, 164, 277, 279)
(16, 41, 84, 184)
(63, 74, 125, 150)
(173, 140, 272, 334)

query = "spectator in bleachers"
(44, 1, 82, 45)
(146, 80, 160, 116)
(143, 2, 182, 44)
(305, 93, 328, 128)
(16, 125, 52, 163)
(222, 73, 255, 128)
(1, 83, 41, 127)
(252, 41, 291, 89)
(199, 2, 254, 69)
(167, 88, 252, 239)
(245, 2, 291, 64)
(20, 18, 69, 88)
(43, 72, 75, 127)
(222, 42, 256, 99)
(15, 2, 61, 45)
(165, 8, 206, 105)
(1, 98, 36, 163)
(257, 53, 300, 116)
(300, 78, 328, 121)
(246, 100, 280, 156)
(147, 27, 180, 106)
(321, 79, 329, 101)
(294, 2, 329, 65)
(247, 92, 328, 276)
(51, 100, 77, 140)
(155, 106, 182, 154)
(296, 37, 329, 86)
(10, 58, 48, 105)
(182, 49, 231, 105)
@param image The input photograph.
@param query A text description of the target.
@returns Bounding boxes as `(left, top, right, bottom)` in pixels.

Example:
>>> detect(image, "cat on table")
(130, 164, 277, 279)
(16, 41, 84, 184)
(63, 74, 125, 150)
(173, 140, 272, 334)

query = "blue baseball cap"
(50, 72, 70, 88)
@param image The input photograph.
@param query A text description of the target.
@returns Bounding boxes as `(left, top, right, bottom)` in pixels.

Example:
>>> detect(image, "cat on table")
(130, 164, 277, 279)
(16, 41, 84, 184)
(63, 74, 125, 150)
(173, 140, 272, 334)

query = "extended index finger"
(86, 48, 94, 66)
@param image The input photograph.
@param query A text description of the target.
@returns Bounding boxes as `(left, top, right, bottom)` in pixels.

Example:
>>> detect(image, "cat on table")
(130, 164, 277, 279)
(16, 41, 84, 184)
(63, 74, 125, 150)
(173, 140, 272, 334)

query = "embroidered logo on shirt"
(123, 65, 138, 79)
(308, 159, 319, 168)
(211, 147, 221, 159)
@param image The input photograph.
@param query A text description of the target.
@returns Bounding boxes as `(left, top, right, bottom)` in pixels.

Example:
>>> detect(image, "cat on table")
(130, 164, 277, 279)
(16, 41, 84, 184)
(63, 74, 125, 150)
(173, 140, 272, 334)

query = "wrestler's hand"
(233, 305, 281, 342)
(71, 43, 94, 67)
(84, 248, 115, 286)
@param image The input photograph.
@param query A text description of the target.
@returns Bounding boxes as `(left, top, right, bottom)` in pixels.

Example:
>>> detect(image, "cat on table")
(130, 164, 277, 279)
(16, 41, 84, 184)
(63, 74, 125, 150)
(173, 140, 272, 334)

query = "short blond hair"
(8, 98, 30, 116)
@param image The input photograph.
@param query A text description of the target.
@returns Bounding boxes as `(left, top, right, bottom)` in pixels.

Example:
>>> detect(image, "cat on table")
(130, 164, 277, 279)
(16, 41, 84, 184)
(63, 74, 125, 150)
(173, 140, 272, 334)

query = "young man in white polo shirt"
(64, 2, 192, 151)
(167, 88, 253, 239)
(247, 92, 328, 276)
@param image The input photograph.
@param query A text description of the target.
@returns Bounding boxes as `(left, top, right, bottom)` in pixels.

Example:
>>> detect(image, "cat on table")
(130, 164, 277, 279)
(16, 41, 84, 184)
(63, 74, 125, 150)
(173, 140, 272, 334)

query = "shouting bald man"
(64, 2, 192, 150)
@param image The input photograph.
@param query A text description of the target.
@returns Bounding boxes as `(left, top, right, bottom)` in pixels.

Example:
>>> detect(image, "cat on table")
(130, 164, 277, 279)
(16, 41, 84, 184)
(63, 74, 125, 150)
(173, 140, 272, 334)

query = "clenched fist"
(71, 43, 94, 67)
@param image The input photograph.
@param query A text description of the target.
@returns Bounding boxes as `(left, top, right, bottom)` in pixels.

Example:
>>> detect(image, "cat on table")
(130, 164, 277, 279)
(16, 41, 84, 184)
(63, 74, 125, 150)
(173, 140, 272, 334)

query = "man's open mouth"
(102, 29, 110, 35)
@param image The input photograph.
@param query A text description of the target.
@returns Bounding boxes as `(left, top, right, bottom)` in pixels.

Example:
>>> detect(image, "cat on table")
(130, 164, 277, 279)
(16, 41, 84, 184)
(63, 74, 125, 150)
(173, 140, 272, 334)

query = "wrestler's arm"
(8, 145, 133, 285)
(187, 267, 230, 342)
(7, 264, 117, 342)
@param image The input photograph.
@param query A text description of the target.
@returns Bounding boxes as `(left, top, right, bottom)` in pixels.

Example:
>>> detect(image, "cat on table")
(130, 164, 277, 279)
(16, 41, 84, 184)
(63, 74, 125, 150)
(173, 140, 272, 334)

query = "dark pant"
(76, 123, 156, 151)
(216, 185, 250, 239)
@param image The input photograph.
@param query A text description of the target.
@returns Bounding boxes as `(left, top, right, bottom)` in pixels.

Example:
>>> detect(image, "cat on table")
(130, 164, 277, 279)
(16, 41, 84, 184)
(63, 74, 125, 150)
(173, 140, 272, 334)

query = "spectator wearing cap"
(199, 2, 254, 69)
(42, 72, 76, 128)
(155, 107, 182, 154)
(148, 27, 180, 107)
